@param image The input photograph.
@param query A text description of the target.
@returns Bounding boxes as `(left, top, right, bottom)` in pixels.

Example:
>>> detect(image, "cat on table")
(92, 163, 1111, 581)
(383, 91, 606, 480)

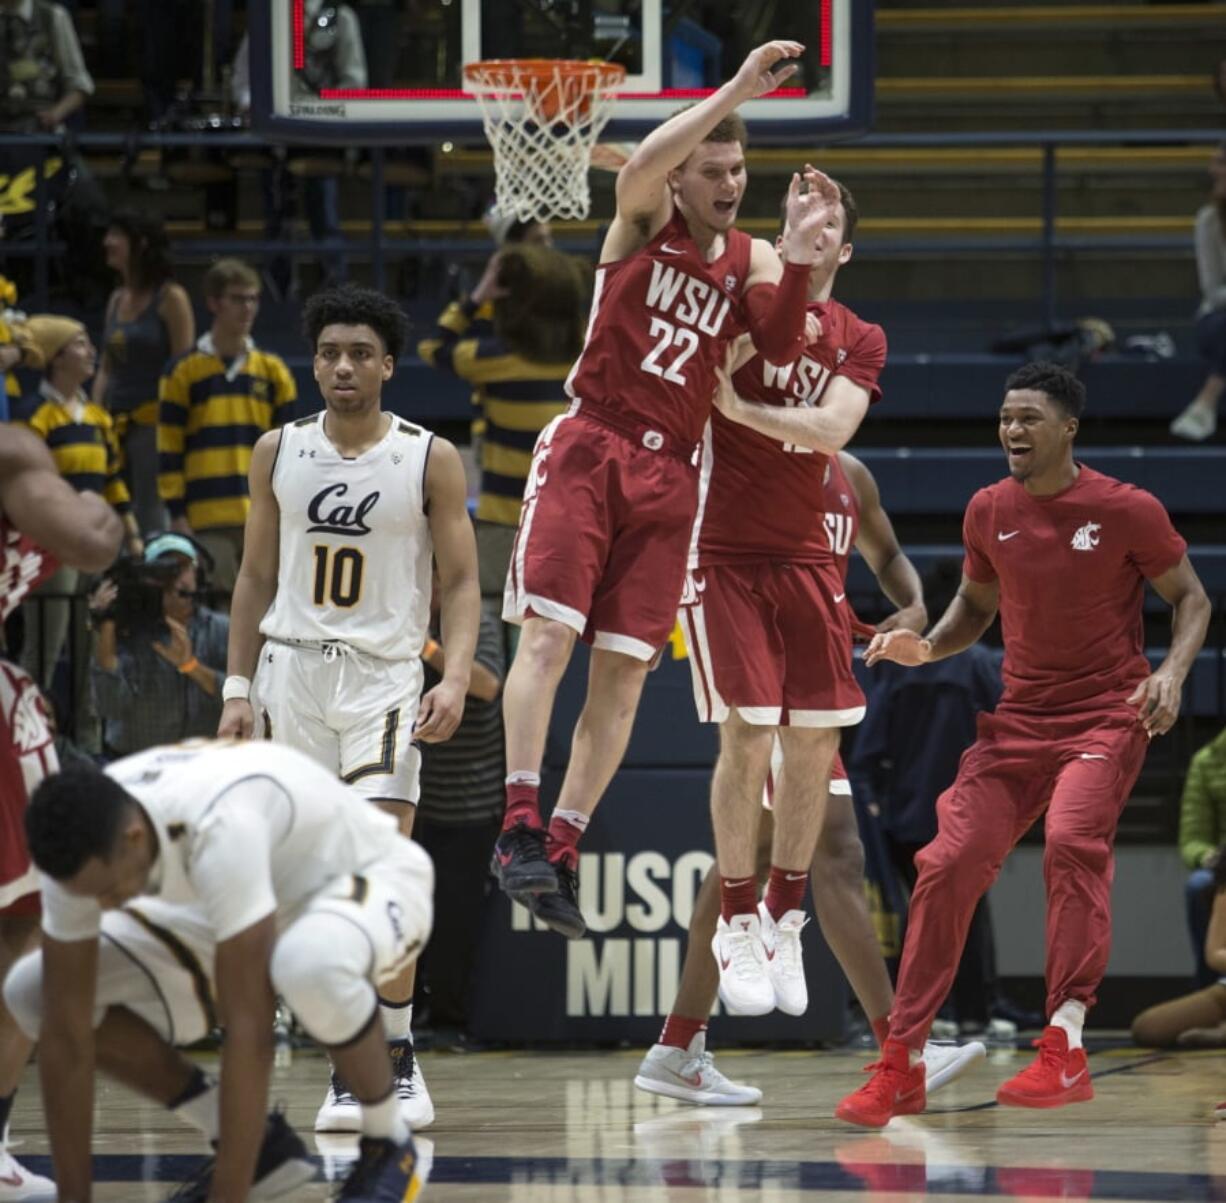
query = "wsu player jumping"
(689, 179, 886, 1015)
(494, 41, 839, 941)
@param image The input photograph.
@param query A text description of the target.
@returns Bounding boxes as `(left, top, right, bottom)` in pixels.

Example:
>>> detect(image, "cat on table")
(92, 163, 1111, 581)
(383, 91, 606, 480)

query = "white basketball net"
(465, 59, 625, 223)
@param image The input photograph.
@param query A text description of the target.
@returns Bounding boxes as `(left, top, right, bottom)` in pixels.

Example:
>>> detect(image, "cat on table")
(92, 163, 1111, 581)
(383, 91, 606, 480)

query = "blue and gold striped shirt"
(157, 334, 296, 530)
(418, 299, 572, 527)
(21, 382, 130, 513)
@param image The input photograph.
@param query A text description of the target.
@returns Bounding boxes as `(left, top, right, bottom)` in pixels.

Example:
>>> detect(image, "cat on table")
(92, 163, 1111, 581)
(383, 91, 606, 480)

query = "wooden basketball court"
(9, 1041, 1226, 1199)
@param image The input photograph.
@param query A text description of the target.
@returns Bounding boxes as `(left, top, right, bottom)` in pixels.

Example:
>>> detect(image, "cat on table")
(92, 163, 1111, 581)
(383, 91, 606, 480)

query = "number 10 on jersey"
(312, 545, 365, 608)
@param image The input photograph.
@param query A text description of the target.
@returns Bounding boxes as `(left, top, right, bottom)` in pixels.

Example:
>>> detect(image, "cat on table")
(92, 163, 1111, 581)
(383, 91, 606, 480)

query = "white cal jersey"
(260, 412, 434, 660)
(42, 740, 404, 944)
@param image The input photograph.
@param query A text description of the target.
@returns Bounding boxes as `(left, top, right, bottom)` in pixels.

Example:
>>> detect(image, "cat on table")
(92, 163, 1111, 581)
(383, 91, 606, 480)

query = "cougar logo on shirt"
(9, 680, 52, 755)
(1070, 521, 1102, 551)
(645, 261, 733, 336)
(678, 572, 707, 607)
(306, 483, 380, 536)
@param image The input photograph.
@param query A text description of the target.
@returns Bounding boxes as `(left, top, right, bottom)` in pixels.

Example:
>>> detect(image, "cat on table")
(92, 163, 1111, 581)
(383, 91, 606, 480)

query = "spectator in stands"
(87, 533, 227, 758)
(417, 245, 591, 608)
(93, 209, 196, 538)
(848, 558, 1005, 1036)
(157, 258, 296, 596)
(0, 0, 93, 133)
(1178, 725, 1226, 986)
(413, 585, 506, 1042)
(1171, 144, 1226, 441)
(1133, 845, 1226, 1049)
(231, 3, 367, 296)
(18, 316, 138, 720)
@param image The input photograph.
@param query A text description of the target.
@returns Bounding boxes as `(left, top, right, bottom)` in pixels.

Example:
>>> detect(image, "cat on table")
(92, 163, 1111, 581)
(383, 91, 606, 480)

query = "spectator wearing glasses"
(157, 258, 296, 596)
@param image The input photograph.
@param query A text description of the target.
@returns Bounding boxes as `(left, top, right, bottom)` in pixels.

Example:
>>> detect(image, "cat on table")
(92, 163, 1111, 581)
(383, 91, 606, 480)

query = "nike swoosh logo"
(1060, 1069, 1086, 1089)
(832, 592, 846, 603)
(0, 1173, 23, 1187)
(673, 1070, 704, 1088)
(1079, 753, 1108, 760)
(724, 880, 752, 889)
(720, 956, 732, 971)
(997, 531, 1020, 542)
(660, 242, 685, 255)
(784, 872, 807, 881)
(765, 947, 776, 961)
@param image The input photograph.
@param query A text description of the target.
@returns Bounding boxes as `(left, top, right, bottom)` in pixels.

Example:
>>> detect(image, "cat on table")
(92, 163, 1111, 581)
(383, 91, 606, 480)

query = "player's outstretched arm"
(209, 915, 278, 1203)
(417, 438, 479, 744)
(608, 40, 803, 249)
(1127, 554, 1211, 736)
(841, 454, 926, 634)
(220, 430, 282, 739)
(39, 935, 101, 1202)
(0, 424, 123, 572)
(866, 574, 998, 669)
(712, 353, 870, 454)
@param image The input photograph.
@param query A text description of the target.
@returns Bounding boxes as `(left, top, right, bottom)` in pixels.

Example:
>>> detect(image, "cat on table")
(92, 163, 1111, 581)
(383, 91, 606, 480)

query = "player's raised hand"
(415, 677, 466, 743)
(782, 167, 840, 263)
(732, 41, 805, 100)
(218, 698, 254, 740)
(864, 627, 933, 668)
(1126, 668, 1183, 737)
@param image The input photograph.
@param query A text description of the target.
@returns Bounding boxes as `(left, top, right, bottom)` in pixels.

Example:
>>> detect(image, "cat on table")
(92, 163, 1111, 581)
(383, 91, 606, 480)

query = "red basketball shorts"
(503, 409, 699, 661)
(679, 559, 865, 727)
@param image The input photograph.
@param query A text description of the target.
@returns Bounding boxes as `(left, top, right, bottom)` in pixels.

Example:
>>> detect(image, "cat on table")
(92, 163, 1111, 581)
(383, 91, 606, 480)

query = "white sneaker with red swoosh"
(711, 913, 774, 1016)
(633, 1032, 763, 1105)
(758, 902, 809, 1016)
(0, 1146, 54, 1202)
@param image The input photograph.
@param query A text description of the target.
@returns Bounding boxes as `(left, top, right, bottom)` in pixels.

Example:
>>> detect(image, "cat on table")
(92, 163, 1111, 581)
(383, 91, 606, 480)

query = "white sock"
(172, 1078, 220, 1143)
(1050, 1000, 1086, 1049)
(506, 771, 540, 786)
(380, 999, 413, 1043)
(551, 808, 590, 832)
(360, 1087, 409, 1144)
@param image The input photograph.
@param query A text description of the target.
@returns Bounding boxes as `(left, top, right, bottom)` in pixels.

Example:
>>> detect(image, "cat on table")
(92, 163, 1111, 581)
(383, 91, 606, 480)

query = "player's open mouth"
(1008, 445, 1032, 461)
(714, 200, 736, 214)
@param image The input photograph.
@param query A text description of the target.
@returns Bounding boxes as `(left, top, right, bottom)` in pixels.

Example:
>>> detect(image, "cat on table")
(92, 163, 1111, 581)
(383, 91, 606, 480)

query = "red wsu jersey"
(565, 208, 752, 447)
(824, 454, 861, 584)
(0, 516, 55, 621)
(962, 466, 1187, 714)
(691, 298, 885, 566)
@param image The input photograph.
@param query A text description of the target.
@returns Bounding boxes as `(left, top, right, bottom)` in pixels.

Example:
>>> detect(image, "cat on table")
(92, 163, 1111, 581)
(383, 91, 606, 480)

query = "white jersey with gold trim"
(260, 412, 434, 661)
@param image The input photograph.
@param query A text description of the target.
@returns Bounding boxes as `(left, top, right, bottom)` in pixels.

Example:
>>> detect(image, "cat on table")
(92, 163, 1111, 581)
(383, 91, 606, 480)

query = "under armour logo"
(679, 573, 707, 607)
(725, 274, 738, 292)
(1070, 521, 1101, 551)
(297, 448, 317, 458)
(836, 348, 848, 366)
(392, 452, 403, 465)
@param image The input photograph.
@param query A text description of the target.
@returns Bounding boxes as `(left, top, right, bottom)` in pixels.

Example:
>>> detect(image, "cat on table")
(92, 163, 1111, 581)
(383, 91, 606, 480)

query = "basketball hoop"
(464, 59, 626, 224)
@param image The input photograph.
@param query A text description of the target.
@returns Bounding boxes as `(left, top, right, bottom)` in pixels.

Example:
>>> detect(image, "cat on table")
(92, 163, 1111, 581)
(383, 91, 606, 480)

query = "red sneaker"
(834, 1040, 927, 1128)
(995, 1025, 1093, 1109)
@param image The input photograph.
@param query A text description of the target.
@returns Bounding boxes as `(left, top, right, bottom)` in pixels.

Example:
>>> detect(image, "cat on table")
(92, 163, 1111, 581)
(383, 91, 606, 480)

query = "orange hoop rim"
(463, 58, 627, 93)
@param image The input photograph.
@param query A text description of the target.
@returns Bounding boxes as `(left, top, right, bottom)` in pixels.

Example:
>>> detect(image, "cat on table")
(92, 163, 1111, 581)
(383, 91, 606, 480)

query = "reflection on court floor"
(11, 1045, 1226, 1201)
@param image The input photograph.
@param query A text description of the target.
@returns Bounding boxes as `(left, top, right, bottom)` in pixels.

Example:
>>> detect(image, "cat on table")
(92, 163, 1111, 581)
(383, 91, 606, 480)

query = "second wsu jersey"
(824, 454, 860, 583)
(565, 208, 751, 447)
(691, 298, 886, 567)
(260, 413, 433, 661)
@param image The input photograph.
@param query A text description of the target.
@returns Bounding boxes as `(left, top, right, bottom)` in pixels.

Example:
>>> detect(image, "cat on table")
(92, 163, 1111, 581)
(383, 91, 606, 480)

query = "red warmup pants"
(889, 704, 1150, 1051)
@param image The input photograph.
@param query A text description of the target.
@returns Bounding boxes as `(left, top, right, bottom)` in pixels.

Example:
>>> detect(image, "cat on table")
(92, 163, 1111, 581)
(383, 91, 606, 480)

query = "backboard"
(250, 1, 873, 146)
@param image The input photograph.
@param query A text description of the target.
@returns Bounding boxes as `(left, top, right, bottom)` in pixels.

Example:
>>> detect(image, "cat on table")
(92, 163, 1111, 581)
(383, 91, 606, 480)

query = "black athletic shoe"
(491, 820, 557, 895)
(528, 859, 587, 939)
(164, 1107, 315, 1201)
(335, 1134, 425, 1201)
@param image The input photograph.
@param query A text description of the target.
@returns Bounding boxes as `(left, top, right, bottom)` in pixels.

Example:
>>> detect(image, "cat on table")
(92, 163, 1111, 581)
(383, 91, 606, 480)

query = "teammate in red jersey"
(684, 179, 886, 1014)
(494, 41, 839, 937)
(835, 361, 1212, 1128)
(0, 424, 122, 1197)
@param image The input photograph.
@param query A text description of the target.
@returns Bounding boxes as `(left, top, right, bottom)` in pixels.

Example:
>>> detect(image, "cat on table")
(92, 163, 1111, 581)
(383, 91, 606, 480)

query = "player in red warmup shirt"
(835, 361, 1212, 1128)
(493, 41, 839, 938)
(0, 424, 122, 1197)
(686, 179, 886, 1016)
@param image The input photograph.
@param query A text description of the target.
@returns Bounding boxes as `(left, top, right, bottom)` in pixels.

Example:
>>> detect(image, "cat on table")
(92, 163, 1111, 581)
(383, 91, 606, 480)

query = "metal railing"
(0, 126, 1213, 325)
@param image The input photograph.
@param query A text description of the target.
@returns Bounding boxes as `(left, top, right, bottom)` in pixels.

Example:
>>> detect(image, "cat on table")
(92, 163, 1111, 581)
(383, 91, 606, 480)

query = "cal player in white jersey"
(218, 286, 480, 1132)
(6, 740, 433, 1202)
